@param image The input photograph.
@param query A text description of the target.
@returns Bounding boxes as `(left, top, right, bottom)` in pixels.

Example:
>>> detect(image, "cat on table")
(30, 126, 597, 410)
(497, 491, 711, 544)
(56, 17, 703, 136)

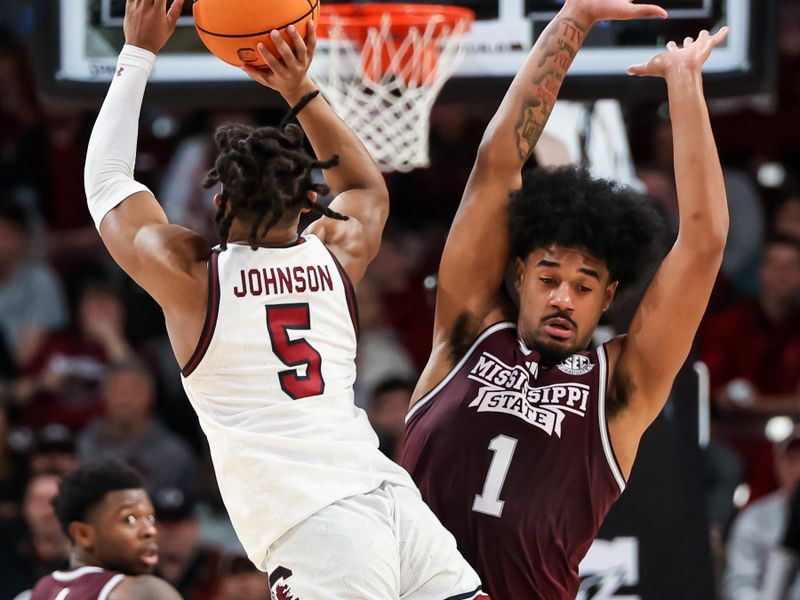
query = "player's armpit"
(110, 575, 183, 600)
(99, 190, 209, 310)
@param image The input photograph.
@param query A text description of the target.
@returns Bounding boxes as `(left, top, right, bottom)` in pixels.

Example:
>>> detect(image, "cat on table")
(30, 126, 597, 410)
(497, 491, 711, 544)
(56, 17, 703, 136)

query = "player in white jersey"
(82, 2, 487, 599)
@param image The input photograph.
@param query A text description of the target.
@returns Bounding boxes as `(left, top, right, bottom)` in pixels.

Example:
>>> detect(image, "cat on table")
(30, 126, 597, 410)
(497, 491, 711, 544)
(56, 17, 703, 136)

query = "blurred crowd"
(2, 1, 800, 598)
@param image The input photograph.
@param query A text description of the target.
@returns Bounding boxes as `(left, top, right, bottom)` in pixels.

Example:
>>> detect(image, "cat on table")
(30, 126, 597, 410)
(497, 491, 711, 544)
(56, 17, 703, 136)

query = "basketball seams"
(195, 0, 319, 38)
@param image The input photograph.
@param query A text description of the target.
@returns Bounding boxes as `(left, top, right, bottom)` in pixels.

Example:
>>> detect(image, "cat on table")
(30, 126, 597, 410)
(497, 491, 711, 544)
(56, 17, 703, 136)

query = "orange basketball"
(193, 0, 320, 67)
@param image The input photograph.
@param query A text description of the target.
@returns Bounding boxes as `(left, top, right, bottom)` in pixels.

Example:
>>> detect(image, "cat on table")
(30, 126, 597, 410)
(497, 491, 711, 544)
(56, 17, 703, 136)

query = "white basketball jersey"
(180, 234, 416, 569)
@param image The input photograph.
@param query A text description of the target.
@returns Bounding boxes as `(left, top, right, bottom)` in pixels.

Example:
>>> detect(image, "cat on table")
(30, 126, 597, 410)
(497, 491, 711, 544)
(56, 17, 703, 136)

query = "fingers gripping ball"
(193, 0, 320, 67)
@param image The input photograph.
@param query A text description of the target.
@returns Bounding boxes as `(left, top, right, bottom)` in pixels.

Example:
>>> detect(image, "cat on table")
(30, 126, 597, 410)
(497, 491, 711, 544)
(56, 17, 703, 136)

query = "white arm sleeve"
(84, 44, 156, 231)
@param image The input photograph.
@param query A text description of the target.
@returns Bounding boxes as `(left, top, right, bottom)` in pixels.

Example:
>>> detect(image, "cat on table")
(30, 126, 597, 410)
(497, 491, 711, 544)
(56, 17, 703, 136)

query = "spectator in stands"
(772, 187, 800, 243)
(213, 554, 269, 600)
(12, 278, 133, 431)
(367, 378, 415, 463)
(366, 229, 435, 370)
(0, 473, 69, 599)
(724, 431, 800, 598)
(700, 236, 800, 416)
(27, 424, 78, 477)
(0, 201, 68, 367)
(153, 486, 223, 600)
(354, 276, 416, 408)
(700, 235, 800, 499)
(77, 359, 196, 495)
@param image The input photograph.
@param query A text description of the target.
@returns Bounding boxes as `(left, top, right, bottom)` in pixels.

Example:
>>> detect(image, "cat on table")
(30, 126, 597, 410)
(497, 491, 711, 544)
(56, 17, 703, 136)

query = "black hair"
(0, 199, 30, 232)
(509, 165, 664, 293)
(203, 91, 348, 250)
(51, 458, 144, 540)
(369, 377, 416, 412)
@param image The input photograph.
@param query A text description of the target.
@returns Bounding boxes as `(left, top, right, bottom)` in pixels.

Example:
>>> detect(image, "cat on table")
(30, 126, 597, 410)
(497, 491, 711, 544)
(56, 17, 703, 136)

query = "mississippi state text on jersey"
(181, 234, 415, 570)
(401, 322, 625, 599)
(29, 566, 125, 600)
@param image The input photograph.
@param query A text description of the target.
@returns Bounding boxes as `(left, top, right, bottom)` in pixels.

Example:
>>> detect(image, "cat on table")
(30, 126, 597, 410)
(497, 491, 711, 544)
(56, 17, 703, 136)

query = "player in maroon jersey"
(20, 459, 181, 599)
(401, 0, 730, 597)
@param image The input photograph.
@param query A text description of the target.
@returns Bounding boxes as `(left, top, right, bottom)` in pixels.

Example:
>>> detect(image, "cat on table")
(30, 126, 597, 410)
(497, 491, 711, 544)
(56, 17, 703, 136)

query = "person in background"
(367, 377, 415, 463)
(212, 554, 269, 600)
(724, 431, 800, 599)
(77, 360, 196, 494)
(0, 473, 69, 599)
(700, 236, 800, 500)
(27, 424, 79, 477)
(354, 276, 417, 408)
(153, 486, 223, 600)
(17, 459, 181, 600)
(772, 187, 800, 243)
(12, 278, 133, 431)
(0, 201, 68, 367)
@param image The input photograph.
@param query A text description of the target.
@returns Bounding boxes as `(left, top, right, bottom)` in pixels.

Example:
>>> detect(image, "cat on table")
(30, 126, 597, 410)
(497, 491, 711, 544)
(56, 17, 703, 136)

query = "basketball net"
(312, 7, 473, 173)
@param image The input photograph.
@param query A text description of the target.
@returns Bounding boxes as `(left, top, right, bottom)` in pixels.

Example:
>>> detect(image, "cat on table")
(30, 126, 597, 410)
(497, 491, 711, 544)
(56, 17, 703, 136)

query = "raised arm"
(419, 1, 665, 383)
(242, 24, 389, 285)
(85, 0, 209, 312)
(610, 29, 731, 474)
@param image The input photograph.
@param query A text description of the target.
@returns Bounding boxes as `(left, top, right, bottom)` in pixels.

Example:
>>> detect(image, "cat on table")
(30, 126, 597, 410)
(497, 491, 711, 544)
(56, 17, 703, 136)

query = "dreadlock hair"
(51, 458, 144, 541)
(203, 91, 348, 250)
(509, 165, 665, 295)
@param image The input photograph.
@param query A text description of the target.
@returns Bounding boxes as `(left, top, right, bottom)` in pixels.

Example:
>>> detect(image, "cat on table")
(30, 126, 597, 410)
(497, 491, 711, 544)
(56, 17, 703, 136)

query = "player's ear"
(301, 191, 318, 214)
(213, 192, 223, 211)
(514, 257, 526, 292)
(69, 521, 95, 550)
(603, 280, 619, 311)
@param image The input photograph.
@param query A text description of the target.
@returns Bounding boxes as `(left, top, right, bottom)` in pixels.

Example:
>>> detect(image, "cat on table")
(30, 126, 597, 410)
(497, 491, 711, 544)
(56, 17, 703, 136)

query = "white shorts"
(264, 482, 488, 600)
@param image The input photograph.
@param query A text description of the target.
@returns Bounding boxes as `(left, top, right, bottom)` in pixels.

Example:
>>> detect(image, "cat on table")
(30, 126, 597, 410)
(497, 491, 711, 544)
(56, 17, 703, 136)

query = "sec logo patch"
(557, 354, 594, 376)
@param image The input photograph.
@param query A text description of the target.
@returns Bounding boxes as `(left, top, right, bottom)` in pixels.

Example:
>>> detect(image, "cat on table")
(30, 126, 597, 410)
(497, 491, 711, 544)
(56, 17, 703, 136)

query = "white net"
(312, 11, 472, 173)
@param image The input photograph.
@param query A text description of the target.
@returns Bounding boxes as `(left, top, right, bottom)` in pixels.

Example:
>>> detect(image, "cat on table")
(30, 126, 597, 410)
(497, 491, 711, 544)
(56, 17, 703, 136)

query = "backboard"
(36, 0, 777, 105)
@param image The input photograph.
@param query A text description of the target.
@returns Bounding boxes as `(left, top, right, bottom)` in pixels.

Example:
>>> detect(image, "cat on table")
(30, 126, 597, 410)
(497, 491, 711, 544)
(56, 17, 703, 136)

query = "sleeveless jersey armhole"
(405, 321, 516, 427)
(596, 344, 627, 493)
(181, 249, 221, 377)
(320, 242, 360, 337)
(98, 574, 125, 600)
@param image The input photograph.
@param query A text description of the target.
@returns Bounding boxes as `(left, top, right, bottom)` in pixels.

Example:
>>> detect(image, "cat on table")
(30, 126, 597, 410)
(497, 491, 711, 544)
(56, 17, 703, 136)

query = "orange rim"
(316, 3, 475, 39)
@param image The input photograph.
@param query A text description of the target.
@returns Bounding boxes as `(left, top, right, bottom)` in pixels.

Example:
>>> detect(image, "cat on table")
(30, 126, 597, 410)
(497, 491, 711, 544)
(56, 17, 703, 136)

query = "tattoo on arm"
(515, 18, 586, 161)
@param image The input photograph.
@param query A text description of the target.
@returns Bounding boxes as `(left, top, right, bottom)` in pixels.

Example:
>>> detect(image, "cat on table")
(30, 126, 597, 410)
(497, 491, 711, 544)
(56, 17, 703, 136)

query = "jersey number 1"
(266, 303, 325, 400)
(472, 435, 518, 518)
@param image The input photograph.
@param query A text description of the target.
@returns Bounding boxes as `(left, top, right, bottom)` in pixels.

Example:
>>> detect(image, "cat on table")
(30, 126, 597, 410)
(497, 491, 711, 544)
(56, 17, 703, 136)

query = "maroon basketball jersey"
(401, 322, 625, 599)
(31, 566, 125, 600)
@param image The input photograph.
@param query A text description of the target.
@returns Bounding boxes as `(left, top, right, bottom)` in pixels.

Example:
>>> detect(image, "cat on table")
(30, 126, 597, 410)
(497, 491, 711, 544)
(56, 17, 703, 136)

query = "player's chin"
(129, 555, 159, 575)
(526, 334, 578, 366)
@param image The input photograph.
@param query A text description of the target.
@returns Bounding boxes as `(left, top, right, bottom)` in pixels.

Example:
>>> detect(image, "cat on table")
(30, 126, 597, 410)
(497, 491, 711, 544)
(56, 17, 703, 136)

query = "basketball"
(193, 0, 320, 67)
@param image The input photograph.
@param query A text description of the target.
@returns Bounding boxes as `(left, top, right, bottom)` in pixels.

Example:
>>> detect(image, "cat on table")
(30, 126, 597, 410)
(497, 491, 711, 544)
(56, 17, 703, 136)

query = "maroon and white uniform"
(28, 566, 125, 600)
(402, 322, 626, 599)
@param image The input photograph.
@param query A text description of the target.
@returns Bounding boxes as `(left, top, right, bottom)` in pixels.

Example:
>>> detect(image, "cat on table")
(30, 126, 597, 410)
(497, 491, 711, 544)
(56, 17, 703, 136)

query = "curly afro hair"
(509, 165, 665, 293)
(52, 458, 144, 541)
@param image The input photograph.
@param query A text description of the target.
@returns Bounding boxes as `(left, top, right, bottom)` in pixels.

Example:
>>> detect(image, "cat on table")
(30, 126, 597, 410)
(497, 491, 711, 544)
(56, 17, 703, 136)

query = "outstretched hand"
(241, 22, 318, 105)
(627, 27, 730, 79)
(124, 0, 184, 54)
(566, 0, 667, 24)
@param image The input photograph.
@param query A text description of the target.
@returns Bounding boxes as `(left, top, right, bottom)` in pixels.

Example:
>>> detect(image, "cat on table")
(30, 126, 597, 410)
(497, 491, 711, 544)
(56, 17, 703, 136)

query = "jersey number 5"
(266, 303, 325, 400)
(473, 435, 518, 518)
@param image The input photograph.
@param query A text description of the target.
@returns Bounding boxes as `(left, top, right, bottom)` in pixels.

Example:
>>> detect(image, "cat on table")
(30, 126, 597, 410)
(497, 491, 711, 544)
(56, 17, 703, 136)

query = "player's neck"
(71, 548, 101, 571)
(227, 219, 301, 248)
